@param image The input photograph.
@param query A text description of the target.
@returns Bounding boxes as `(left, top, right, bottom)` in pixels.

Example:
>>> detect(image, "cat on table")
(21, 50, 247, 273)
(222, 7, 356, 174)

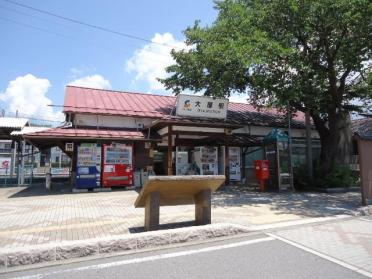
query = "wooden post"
(242, 147, 247, 183)
(30, 145, 34, 186)
(16, 140, 21, 186)
(287, 107, 294, 191)
(70, 143, 77, 189)
(276, 141, 281, 190)
(10, 142, 16, 178)
(167, 125, 173, 175)
(145, 191, 160, 231)
(305, 110, 313, 183)
(195, 189, 211, 225)
(224, 146, 230, 185)
(45, 166, 51, 190)
(225, 134, 230, 185)
(148, 142, 154, 169)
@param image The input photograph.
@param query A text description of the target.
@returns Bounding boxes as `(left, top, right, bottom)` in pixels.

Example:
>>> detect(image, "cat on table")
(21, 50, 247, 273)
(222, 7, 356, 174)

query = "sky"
(0, 0, 250, 123)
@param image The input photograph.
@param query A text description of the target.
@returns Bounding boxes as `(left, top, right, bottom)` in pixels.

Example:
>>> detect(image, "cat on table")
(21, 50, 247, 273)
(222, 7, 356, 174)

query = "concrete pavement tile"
(273, 218, 372, 275)
(0, 186, 366, 260)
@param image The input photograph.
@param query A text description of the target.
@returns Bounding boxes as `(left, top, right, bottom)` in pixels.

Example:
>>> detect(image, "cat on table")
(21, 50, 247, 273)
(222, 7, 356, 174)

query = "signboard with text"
(51, 167, 70, 176)
(176, 94, 228, 119)
(65, 142, 74, 152)
(0, 158, 10, 175)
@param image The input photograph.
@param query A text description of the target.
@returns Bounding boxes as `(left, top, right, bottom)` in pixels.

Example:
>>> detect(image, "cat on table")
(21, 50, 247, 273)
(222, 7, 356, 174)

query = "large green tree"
(160, 0, 372, 173)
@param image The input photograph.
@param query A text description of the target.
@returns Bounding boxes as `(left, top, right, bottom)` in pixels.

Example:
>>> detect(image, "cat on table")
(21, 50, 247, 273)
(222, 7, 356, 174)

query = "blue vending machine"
(76, 143, 101, 189)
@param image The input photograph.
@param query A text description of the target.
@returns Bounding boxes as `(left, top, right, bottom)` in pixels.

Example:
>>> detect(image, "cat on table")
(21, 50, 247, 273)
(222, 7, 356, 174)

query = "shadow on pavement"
(212, 185, 362, 218)
(4, 183, 362, 219)
(6, 182, 138, 198)
(7, 182, 72, 198)
(129, 220, 195, 233)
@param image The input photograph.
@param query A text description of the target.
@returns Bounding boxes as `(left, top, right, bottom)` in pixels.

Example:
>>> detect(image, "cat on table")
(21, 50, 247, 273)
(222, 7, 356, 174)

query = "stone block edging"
(353, 205, 372, 216)
(0, 223, 250, 270)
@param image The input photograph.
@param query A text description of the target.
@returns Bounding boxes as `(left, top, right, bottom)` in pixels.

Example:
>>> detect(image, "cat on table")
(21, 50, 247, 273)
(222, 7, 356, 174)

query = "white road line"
(267, 233, 372, 279)
(11, 236, 274, 279)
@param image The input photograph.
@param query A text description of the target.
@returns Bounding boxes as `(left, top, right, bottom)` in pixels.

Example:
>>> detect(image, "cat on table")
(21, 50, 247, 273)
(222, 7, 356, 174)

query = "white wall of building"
(74, 114, 153, 129)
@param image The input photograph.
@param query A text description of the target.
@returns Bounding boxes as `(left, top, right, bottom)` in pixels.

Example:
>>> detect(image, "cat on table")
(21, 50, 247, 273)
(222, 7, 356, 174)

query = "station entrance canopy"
(23, 127, 159, 151)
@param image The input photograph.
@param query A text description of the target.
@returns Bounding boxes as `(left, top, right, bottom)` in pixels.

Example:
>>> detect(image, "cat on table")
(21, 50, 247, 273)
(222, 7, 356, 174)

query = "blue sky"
(0, 0, 219, 121)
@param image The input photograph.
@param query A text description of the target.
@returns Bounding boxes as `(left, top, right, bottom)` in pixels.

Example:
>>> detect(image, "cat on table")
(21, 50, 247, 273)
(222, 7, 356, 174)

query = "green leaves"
(160, 0, 371, 116)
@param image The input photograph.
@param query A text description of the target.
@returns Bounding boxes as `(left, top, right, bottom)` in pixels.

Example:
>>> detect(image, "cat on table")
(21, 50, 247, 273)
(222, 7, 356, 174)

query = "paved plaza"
(0, 184, 363, 250)
(272, 216, 372, 274)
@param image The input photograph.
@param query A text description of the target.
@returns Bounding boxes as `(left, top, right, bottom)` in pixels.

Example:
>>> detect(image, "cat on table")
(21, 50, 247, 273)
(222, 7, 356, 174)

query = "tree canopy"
(160, 0, 372, 172)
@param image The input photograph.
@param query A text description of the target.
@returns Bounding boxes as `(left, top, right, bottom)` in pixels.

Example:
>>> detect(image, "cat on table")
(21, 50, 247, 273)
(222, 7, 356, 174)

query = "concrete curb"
(0, 223, 250, 271)
(353, 205, 372, 216)
(1, 208, 370, 272)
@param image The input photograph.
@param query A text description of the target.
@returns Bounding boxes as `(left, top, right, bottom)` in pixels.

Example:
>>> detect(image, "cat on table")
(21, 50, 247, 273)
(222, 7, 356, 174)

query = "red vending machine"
(102, 143, 133, 187)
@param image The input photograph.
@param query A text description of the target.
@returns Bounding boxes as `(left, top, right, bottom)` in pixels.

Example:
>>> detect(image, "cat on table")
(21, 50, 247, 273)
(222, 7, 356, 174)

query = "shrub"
(294, 162, 357, 189)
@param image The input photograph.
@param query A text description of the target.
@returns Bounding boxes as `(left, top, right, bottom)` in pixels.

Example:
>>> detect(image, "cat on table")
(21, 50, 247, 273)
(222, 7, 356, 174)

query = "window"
(244, 147, 263, 168)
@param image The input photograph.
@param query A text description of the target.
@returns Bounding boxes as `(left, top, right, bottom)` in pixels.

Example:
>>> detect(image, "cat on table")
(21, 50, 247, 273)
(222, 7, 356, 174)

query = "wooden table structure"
(134, 175, 225, 231)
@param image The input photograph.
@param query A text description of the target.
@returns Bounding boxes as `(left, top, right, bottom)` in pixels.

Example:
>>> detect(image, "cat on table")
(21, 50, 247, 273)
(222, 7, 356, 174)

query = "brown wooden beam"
(241, 148, 246, 180)
(70, 143, 77, 189)
(225, 138, 230, 185)
(194, 189, 211, 225)
(172, 131, 226, 137)
(167, 125, 173, 175)
(145, 191, 160, 231)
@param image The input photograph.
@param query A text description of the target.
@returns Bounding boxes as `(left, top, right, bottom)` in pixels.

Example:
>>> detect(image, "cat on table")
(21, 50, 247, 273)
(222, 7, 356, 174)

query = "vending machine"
(176, 147, 190, 175)
(229, 147, 241, 181)
(76, 143, 101, 189)
(102, 143, 133, 187)
(193, 146, 218, 175)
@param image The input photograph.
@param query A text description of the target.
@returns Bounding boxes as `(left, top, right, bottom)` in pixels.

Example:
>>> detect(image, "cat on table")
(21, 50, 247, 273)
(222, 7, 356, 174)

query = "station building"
(23, 85, 320, 189)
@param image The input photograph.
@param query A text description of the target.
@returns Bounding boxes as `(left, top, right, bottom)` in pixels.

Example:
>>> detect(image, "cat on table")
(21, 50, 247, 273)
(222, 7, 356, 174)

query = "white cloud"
(125, 32, 188, 92)
(0, 74, 64, 121)
(68, 74, 111, 89)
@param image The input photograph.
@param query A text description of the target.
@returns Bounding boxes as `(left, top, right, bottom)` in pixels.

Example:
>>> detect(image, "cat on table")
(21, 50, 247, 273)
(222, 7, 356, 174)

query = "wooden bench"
(134, 175, 225, 231)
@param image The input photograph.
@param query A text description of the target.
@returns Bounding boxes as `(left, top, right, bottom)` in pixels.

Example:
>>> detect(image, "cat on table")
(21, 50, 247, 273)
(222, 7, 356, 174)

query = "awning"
(0, 117, 28, 129)
(0, 117, 29, 139)
(24, 127, 150, 140)
(23, 127, 159, 149)
(11, 126, 50, 136)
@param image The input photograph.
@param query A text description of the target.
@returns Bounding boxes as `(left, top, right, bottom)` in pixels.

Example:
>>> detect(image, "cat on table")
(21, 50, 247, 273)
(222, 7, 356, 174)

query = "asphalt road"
(2, 232, 369, 279)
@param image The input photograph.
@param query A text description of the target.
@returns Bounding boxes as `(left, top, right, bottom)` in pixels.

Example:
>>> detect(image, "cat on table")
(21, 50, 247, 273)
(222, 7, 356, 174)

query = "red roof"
(24, 127, 147, 140)
(64, 86, 305, 124)
(64, 86, 175, 118)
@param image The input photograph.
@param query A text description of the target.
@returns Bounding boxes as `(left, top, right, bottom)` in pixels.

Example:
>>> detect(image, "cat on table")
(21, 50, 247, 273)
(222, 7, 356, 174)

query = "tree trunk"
(312, 111, 353, 175)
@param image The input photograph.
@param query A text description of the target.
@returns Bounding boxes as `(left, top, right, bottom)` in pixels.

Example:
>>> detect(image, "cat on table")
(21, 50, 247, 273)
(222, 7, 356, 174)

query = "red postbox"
(254, 160, 269, 192)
